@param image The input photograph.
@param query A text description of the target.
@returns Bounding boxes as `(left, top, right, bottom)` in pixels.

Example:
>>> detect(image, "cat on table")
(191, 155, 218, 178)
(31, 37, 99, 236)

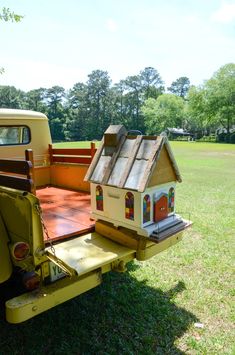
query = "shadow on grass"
(0, 269, 198, 355)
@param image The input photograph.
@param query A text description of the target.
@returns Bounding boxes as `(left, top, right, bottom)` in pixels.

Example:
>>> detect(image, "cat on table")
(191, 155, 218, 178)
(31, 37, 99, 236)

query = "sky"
(0, 0, 235, 91)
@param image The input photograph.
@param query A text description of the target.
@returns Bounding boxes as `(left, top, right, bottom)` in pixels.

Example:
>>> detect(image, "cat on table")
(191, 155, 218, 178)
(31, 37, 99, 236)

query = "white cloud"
(211, 2, 235, 23)
(106, 18, 118, 32)
(0, 59, 87, 91)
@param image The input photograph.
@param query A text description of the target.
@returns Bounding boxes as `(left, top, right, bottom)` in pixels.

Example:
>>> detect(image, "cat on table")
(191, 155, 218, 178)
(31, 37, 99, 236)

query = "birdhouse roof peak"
(85, 125, 182, 192)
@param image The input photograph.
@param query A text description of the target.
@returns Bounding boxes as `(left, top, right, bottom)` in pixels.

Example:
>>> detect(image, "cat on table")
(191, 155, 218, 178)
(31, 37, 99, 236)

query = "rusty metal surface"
(108, 157, 128, 186)
(136, 139, 155, 160)
(90, 155, 111, 182)
(119, 139, 135, 157)
(124, 159, 148, 190)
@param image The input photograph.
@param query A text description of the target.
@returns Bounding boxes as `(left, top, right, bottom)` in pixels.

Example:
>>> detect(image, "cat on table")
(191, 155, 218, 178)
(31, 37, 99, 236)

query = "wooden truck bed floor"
(36, 186, 95, 242)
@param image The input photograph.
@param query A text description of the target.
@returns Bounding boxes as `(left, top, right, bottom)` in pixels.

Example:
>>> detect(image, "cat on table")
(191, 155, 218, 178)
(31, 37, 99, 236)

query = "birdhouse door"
(154, 195, 168, 222)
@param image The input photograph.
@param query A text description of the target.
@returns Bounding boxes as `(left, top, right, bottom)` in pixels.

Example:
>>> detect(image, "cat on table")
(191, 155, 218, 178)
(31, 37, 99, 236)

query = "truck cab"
(0, 109, 51, 162)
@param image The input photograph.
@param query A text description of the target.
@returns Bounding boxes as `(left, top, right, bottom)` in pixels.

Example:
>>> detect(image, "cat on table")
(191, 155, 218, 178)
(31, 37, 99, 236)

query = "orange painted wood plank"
(44, 206, 93, 227)
(52, 148, 95, 156)
(36, 186, 94, 242)
(52, 156, 92, 164)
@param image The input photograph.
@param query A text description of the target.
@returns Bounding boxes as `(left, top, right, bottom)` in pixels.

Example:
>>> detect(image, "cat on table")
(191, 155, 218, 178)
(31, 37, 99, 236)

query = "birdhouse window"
(168, 187, 175, 213)
(96, 185, 104, 211)
(143, 194, 151, 223)
(125, 192, 134, 220)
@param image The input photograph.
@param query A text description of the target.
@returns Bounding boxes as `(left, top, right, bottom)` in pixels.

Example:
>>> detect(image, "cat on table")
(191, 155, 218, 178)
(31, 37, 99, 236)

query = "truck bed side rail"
(49, 143, 96, 165)
(0, 149, 35, 193)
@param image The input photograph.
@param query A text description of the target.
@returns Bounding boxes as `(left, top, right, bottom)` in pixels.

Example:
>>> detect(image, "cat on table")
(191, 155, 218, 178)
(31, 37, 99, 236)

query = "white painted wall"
(91, 181, 177, 236)
(141, 182, 177, 227)
(91, 184, 141, 229)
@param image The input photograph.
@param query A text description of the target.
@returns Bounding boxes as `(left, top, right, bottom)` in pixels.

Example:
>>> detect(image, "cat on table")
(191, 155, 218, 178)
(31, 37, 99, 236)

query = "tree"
(66, 82, 90, 141)
(0, 86, 25, 108)
(140, 67, 164, 100)
(142, 94, 185, 134)
(86, 70, 113, 139)
(0, 7, 23, 22)
(115, 67, 164, 133)
(112, 80, 126, 124)
(123, 75, 143, 131)
(186, 86, 209, 137)
(204, 63, 235, 133)
(0, 7, 23, 74)
(45, 86, 66, 141)
(45, 86, 65, 117)
(168, 77, 190, 98)
(186, 63, 235, 137)
(24, 88, 47, 113)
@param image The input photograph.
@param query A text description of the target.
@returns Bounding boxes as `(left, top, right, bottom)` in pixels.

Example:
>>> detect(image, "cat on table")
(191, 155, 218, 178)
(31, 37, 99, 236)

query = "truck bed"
(36, 186, 95, 242)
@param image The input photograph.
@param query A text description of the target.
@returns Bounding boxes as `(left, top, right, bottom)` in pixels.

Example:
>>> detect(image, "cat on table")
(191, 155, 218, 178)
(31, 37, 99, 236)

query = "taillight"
(11, 242, 30, 260)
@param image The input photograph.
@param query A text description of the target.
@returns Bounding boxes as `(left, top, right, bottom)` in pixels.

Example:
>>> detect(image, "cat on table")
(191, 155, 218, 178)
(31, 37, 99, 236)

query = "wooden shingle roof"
(85, 125, 182, 192)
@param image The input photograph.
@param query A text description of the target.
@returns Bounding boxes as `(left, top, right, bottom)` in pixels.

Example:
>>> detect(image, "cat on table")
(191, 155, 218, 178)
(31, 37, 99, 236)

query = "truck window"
(0, 126, 30, 145)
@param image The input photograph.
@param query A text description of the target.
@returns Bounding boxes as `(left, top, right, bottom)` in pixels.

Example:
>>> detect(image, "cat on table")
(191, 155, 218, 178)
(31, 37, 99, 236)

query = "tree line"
(0, 63, 234, 142)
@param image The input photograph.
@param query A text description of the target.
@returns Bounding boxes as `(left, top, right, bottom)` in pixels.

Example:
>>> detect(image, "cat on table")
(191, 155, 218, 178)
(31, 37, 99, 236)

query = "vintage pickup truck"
(0, 108, 190, 324)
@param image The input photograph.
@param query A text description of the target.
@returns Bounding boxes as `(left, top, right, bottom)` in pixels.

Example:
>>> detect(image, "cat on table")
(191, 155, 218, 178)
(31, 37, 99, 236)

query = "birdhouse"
(85, 125, 185, 241)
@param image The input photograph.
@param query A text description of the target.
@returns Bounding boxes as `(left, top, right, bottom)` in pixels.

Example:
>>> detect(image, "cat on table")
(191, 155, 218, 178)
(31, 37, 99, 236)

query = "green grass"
(53, 141, 100, 148)
(1, 141, 235, 354)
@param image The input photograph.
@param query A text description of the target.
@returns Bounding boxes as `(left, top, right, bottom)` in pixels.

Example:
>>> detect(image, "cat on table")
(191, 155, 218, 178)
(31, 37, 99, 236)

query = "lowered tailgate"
(46, 231, 136, 277)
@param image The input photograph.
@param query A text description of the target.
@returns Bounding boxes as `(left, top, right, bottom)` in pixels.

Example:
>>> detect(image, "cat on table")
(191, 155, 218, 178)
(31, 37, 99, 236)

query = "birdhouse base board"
(95, 220, 150, 251)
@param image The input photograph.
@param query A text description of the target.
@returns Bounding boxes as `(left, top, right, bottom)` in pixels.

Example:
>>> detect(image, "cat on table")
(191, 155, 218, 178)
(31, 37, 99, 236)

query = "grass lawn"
(0, 141, 234, 354)
(53, 140, 100, 148)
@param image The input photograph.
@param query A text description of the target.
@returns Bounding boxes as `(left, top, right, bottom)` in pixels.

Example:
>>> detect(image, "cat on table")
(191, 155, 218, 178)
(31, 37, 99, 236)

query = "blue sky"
(1, 0, 235, 91)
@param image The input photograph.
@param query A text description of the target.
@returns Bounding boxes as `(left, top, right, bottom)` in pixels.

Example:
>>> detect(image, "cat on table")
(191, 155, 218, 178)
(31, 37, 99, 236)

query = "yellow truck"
(0, 108, 190, 324)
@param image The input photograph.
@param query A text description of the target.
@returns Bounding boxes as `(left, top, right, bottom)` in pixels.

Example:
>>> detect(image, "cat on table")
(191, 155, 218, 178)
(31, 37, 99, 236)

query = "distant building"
(165, 128, 193, 139)
(216, 125, 235, 135)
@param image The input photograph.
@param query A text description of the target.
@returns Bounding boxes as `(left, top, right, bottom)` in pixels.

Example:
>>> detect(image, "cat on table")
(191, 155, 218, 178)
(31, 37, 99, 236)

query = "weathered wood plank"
(104, 125, 127, 147)
(148, 146, 177, 187)
(48, 144, 53, 164)
(25, 149, 36, 194)
(0, 175, 33, 192)
(95, 220, 148, 251)
(90, 142, 96, 160)
(0, 159, 32, 175)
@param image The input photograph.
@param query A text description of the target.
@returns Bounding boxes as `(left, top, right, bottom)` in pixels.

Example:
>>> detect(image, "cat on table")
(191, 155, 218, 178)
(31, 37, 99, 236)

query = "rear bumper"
(6, 269, 102, 324)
